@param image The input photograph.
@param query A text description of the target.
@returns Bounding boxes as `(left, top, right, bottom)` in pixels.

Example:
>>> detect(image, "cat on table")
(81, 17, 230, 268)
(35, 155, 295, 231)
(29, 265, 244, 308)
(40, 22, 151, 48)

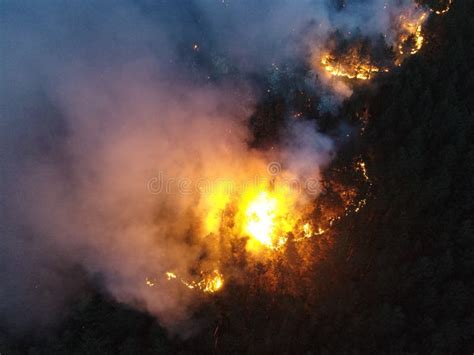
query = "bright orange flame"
(145, 277, 155, 287)
(317, 3, 440, 81)
(243, 191, 283, 247)
(201, 270, 224, 293)
(320, 52, 389, 81)
(159, 157, 375, 294)
(397, 10, 428, 60)
(169, 270, 224, 293)
(237, 185, 298, 251)
(166, 271, 177, 280)
(198, 174, 306, 252)
(203, 182, 232, 234)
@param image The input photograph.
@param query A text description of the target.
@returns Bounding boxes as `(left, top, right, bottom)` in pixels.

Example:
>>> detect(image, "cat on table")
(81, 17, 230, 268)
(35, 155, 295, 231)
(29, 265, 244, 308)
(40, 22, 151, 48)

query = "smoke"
(1, 0, 428, 335)
(307, 0, 431, 108)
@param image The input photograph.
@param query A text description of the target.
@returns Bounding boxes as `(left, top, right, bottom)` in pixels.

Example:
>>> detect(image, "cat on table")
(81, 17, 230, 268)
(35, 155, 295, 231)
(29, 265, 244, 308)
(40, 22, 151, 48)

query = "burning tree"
(319, 31, 393, 80)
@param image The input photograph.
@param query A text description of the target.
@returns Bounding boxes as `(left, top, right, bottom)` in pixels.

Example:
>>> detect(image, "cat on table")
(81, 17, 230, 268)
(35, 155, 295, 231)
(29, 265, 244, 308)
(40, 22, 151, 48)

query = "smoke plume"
(0, 0, 435, 335)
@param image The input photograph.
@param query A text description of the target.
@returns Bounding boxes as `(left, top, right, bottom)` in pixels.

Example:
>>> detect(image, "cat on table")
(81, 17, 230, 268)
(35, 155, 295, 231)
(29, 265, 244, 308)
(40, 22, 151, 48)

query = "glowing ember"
(145, 277, 155, 287)
(431, 0, 452, 15)
(354, 198, 367, 213)
(166, 272, 177, 280)
(356, 159, 370, 183)
(295, 222, 326, 241)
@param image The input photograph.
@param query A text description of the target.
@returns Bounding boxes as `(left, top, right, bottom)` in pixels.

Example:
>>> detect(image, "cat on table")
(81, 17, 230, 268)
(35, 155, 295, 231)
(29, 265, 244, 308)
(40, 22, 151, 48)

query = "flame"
(124, 1, 457, 302)
(203, 182, 232, 235)
(396, 10, 428, 60)
(158, 152, 379, 294)
(317, 1, 454, 81)
(244, 192, 278, 246)
(166, 271, 177, 280)
(319, 6, 429, 80)
(303, 222, 312, 238)
(200, 270, 224, 293)
(241, 190, 292, 249)
(295, 222, 326, 241)
(356, 159, 370, 183)
(158, 156, 376, 294)
(320, 52, 389, 81)
(200, 175, 307, 252)
(145, 277, 155, 287)
(164, 270, 224, 293)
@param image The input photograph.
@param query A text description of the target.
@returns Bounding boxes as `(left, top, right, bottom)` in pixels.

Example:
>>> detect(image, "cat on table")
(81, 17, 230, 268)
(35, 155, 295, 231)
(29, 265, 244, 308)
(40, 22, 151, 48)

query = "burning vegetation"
(147, 152, 373, 296)
(317, 0, 452, 80)
(148, 13, 406, 295)
(318, 35, 392, 81)
(320, 51, 390, 81)
(3, 0, 471, 353)
(126, 0, 459, 315)
(427, 0, 453, 14)
(395, 6, 429, 63)
(163, 270, 224, 294)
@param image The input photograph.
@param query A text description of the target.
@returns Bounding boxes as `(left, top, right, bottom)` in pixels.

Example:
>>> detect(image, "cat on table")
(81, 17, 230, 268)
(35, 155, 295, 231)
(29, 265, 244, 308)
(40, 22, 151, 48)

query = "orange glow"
(166, 271, 177, 280)
(240, 189, 294, 250)
(316, 2, 447, 81)
(145, 277, 155, 287)
(396, 10, 428, 61)
(320, 51, 389, 81)
(431, 0, 452, 15)
(157, 156, 374, 294)
(198, 173, 310, 252)
(164, 269, 224, 294)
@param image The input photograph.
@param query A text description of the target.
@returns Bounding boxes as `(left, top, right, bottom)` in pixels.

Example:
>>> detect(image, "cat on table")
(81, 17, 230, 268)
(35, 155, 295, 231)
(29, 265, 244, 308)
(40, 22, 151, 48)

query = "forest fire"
(151, 155, 374, 295)
(318, 8, 428, 80)
(240, 188, 295, 250)
(154, 270, 224, 294)
(153, 175, 322, 294)
(3, 0, 470, 352)
(320, 51, 389, 81)
(148, 0, 452, 295)
(141, 3, 445, 300)
(180, 270, 224, 293)
(318, 1, 453, 80)
(396, 9, 428, 61)
(396, 0, 454, 59)
(430, 0, 452, 15)
(199, 176, 312, 253)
